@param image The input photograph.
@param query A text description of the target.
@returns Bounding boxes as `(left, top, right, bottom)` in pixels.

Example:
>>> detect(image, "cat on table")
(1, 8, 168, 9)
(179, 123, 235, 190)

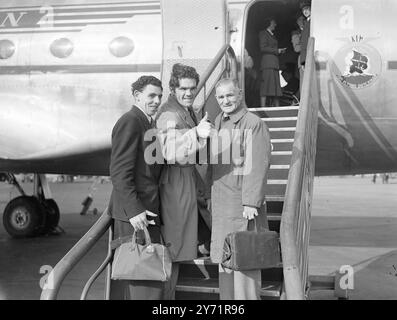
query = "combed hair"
(169, 63, 200, 92)
(263, 17, 275, 29)
(215, 78, 240, 91)
(131, 75, 162, 93)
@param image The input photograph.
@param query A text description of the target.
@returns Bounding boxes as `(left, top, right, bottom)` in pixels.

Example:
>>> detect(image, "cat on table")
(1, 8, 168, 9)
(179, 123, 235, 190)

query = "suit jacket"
(300, 19, 310, 66)
(259, 29, 280, 70)
(108, 106, 162, 226)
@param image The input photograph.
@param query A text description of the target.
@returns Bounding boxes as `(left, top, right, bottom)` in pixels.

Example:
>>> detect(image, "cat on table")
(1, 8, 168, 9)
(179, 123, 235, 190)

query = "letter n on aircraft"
(0, 12, 28, 27)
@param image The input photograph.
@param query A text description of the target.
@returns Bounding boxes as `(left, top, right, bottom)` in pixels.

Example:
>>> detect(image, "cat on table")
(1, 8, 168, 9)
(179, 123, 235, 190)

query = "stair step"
(262, 117, 298, 121)
(267, 214, 281, 220)
(269, 127, 296, 132)
(264, 183, 287, 196)
(265, 195, 285, 202)
(271, 151, 292, 155)
(271, 139, 294, 143)
(270, 165, 290, 169)
(176, 278, 282, 298)
(270, 154, 292, 165)
(267, 180, 288, 185)
(268, 169, 289, 180)
(271, 142, 293, 152)
(250, 106, 299, 118)
(264, 120, 297, 129)
(249, 106, 299, 112)
(270, 130, 296, 140)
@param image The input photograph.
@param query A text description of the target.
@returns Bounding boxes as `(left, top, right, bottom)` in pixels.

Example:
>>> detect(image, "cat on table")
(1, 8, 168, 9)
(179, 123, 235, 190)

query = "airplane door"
(160, 0, 227, 108)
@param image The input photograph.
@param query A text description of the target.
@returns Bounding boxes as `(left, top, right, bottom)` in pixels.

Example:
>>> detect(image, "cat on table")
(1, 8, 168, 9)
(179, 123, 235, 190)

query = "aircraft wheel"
(41, 199, 60, 234)
(3, 196, 45, 238)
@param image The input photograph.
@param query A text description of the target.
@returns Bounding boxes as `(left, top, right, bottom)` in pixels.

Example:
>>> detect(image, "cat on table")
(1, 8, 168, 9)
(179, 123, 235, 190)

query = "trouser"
(218, 265, 261, 300)
(110, 279, 164, 300)
(163, 262, 180, 300)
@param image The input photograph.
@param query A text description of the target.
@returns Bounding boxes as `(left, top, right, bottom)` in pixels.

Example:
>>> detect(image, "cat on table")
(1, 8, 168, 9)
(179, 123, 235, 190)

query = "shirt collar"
(267, 28, 274, 36)
(134, 104, 152, 123)
(222, 105, 248, 124)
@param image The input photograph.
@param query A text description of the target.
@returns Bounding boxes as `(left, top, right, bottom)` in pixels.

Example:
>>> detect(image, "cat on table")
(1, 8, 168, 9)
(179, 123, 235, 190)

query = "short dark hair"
(169, 63, 200, 92)
(131, 75, 162, 94)
(300, 0, 311, 9)
(263, 17, 275, 29)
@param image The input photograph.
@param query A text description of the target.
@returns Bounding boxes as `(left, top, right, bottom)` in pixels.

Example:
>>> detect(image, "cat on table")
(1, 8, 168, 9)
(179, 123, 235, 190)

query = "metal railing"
(40, 209, 112, 300)
(194, 44, 238, 113)
(40, 44, 238, 300)
(280, 37, 319, 300)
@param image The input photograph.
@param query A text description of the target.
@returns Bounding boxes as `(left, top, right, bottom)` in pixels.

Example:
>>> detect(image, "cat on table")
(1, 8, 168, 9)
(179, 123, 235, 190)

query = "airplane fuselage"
(0, 0, 396, 176)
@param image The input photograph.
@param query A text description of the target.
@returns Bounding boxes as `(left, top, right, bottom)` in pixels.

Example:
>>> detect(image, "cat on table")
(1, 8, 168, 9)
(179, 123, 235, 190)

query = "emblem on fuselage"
(332, 36, 382, 89)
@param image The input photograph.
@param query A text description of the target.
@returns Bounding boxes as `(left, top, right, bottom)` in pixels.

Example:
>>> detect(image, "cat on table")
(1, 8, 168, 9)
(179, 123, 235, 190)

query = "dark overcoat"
(300, 19, 311, 66)
(259, 29, 280, 70)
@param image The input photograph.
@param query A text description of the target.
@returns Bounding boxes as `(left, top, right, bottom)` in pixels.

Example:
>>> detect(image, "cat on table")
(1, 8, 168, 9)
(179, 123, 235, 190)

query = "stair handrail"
(40, 209, 112, 300)
(280, 37, 320, 300)
(194, 44, 238, 109)
(40, 45, 238, 300)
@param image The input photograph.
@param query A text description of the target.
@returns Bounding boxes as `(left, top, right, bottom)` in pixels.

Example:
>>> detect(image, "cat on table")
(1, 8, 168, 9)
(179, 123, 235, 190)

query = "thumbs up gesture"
(196, 112, 212, 139)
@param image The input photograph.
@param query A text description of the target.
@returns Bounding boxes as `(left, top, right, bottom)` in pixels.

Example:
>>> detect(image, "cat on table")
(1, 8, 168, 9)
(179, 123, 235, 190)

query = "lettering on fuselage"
(0, 2, 161, 33)
(0, 12, 29, 27)
(339, 5, 354, 30)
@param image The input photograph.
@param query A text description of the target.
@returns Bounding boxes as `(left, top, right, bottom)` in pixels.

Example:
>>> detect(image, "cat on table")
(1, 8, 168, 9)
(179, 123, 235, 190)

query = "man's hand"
(206, 198, 211, 212)
(129, 211, 157, 231)
(242, 206, 258, 220)
(196, 112, 213, 139)
(278, 48, 287, 54)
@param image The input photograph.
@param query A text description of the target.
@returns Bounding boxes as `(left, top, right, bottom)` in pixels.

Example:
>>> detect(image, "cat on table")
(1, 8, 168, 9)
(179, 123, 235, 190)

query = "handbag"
(221, 220, 281, 271)
(110, 227, 172, 281)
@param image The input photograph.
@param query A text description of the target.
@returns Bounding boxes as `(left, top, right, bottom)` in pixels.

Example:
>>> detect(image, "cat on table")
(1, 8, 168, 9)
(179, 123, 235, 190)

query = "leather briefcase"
(221, 225, 281, 271)
(110, 227, 172, 281)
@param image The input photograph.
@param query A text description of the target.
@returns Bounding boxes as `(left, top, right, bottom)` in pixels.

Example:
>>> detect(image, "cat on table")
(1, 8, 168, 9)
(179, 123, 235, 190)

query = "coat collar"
(216, 105, 248, 129)
(131, 105, 152, 127)
(266, 28, 274, 37)
(165, 94, 197, 128)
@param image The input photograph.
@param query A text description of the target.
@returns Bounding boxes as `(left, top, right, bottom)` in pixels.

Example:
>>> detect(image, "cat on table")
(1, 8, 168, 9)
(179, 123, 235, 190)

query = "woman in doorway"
(259, 17, 286, 107)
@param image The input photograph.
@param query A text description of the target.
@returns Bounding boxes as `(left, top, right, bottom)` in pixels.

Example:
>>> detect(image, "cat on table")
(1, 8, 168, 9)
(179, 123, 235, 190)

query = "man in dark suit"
(108, 75, 164, 300)
(299, 1, 311, 68)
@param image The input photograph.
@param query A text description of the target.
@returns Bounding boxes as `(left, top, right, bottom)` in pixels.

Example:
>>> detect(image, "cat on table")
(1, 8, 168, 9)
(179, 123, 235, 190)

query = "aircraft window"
(50, 38, 74, 59)
(0, 39, 15, 59)
(109, 36, 135, 58)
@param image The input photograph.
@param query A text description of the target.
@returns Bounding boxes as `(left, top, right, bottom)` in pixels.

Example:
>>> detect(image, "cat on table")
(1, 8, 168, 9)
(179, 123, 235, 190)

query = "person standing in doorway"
(299, 1, 311, 70)
(259, 17, 286, 107)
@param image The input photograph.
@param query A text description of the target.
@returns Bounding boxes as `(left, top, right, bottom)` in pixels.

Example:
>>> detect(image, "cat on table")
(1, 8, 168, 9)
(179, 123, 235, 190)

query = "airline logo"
(0, 1, 160, 34)
(332, 36, 382, 89)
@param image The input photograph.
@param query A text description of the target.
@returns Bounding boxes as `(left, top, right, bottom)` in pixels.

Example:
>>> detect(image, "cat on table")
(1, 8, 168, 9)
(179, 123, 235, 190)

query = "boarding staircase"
(40, 38, 320, 300)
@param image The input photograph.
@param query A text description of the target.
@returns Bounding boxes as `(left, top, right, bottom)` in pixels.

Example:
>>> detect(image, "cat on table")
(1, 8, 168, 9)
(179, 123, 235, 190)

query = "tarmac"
(0, 175, 396, 300)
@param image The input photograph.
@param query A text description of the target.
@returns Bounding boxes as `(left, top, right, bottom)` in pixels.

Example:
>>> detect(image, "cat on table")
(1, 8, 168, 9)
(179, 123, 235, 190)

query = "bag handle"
(247, 218, 258, 232)
(131, 227, 152, 249)
(111, 226, 168, 250)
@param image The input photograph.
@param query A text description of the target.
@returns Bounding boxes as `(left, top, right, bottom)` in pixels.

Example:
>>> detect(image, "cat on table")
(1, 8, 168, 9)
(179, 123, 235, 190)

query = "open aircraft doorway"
(243, 0, 303, 108)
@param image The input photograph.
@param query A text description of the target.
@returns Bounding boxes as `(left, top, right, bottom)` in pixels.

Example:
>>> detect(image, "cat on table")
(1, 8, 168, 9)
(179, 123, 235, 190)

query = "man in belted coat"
(156, 63, 213, 299)
(108, 75, 164, 300)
